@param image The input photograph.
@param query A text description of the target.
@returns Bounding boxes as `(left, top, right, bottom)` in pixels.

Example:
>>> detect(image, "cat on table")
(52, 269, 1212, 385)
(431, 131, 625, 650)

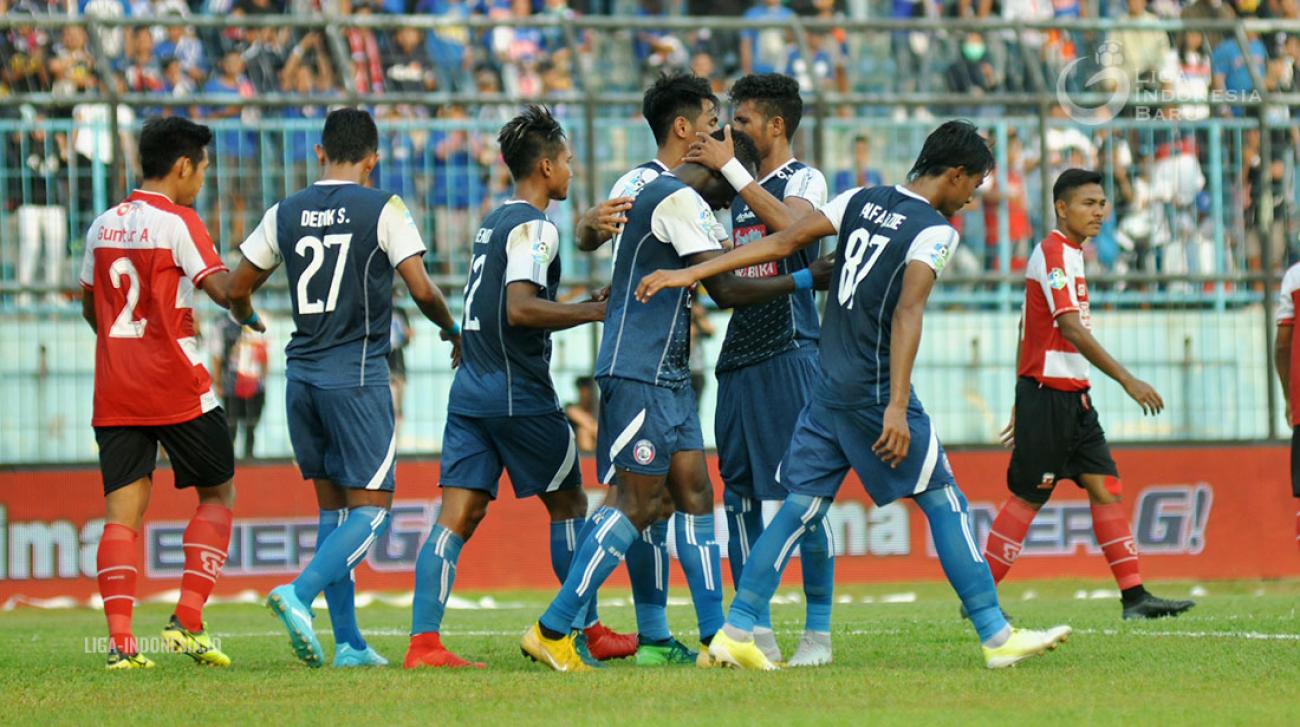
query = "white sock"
(722, 623, 754, 643)
(981, 625, 1012, 649)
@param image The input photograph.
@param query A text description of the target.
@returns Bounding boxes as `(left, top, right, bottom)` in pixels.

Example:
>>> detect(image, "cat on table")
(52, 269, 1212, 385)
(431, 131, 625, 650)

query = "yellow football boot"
(106, 647, 155, 670)
(162, 615, 232, 667)
(520, 623, 592, 673)
(982, 625, 1072, 669)
(707, 630, 778, 671)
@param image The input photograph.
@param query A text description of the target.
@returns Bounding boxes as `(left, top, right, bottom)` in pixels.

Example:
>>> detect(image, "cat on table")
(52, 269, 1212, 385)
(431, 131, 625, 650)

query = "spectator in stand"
(1160, 30, 1212, 121)
(280, 34, 332, 189)
(347, 0, 387, 94)
(834, 134, 883, 193)
(1108, 0, 1171, 94)
(987, 0, 1052, 93)
(48, 25, 98, 99)
(1211, 5, 1268, 117)
(123, 26, 165, 95)
(3, 15, 52, 95)
(981, 129, 1033, 272)
(10, 111, 69, 306)
(431, 104, 485, 273)
(691, 50, 727, 95)
(243, 27, 291, 95)
(202, 50, 258, 242)
(160, 57, 197, 114)
(417, 0, 472, 90)
(384, 25, 439, 97)
(565, 376, 599, 454)
(946, 32, 1000, 117)
(740, 0, 795, 75)
(490, 0, 546, 96)
(154, 21, 207, 86)
(634, 0, 690, 79)
(79, 0, 131, 60)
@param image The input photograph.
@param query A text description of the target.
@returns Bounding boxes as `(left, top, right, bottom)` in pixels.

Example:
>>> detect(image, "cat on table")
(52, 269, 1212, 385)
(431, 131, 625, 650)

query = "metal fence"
(2, 13, 1298, 464)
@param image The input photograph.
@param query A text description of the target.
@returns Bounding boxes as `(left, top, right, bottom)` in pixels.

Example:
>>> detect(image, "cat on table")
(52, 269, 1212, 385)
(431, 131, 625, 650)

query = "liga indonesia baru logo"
(1056, 41, 1131, 125)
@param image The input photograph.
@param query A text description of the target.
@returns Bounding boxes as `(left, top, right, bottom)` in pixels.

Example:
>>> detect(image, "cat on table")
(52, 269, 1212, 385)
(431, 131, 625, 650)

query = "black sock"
(1121, 585, 1149, 605)
(700, 634, 713, 647)
(539, 624, 567, 641)
(638, 635, 672, 647)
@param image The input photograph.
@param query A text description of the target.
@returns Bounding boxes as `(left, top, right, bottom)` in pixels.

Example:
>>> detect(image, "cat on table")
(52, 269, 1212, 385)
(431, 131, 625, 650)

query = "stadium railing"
(2, 14, 1297, 464)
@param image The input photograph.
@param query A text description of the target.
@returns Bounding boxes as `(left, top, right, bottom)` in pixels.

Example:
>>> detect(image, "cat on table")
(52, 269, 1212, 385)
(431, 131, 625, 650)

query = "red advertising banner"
(1, 445, 1296, 605)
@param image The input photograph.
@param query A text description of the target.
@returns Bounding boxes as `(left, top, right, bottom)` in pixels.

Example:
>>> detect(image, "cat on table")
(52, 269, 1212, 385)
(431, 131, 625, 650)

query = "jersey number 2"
(837, 228, 890, 310)
(295, 234, 352, 314)
(108, 257, 147, 338)
(462, 253, 487, 331)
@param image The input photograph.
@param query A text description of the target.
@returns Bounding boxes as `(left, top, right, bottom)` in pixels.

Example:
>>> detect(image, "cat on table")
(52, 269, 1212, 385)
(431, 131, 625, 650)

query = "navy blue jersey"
(717, 159, 828, 373)
(448, 201, 563, 417)
(240, 180, 426, 389)
(814, 185, 960, 409)
(596, 174, 726, 388)
(605, 159, 668, 263)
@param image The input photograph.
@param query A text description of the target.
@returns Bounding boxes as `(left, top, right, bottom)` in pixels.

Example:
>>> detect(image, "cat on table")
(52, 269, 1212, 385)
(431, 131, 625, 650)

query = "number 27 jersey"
(240, 180, 426, 389)
(817, 185, 960, 410)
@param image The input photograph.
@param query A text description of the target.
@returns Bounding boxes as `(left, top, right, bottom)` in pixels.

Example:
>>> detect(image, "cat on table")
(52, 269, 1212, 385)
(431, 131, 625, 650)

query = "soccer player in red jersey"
(78, 117, 248, 668)
(984, 169, 1195, 620)
(1273, 263, 1300, 550)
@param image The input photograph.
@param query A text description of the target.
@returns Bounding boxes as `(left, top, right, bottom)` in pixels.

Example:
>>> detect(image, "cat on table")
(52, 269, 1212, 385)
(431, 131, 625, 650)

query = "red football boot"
(583, 622, 638, 661)
(403, 632, 486, 669)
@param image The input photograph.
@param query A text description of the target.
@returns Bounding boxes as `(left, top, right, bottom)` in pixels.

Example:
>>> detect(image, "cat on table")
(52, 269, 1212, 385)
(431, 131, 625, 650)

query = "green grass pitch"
(2, 579, 1297, 726)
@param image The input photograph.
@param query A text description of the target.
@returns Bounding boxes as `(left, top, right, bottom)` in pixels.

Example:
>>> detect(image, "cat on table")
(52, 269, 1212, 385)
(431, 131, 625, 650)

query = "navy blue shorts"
(778, 394, 955, 506)
(440, 411, 580, 500)
(715, 347, 819, 501)
(596, 377, 702, 484)
(286, 381, 396, 491)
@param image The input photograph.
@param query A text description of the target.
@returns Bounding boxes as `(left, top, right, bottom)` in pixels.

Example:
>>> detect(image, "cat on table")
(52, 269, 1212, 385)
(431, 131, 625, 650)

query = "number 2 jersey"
(80, 190, 227, 427)
(717, 159, 827, 372)
(448, 201, 564, 418)
(817, 185, 960, 409)
(240, 180, 426, 389)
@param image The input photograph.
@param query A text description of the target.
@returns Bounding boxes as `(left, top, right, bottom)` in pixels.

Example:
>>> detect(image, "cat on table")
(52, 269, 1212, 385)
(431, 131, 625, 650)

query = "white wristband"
(720, 158, 755, 192)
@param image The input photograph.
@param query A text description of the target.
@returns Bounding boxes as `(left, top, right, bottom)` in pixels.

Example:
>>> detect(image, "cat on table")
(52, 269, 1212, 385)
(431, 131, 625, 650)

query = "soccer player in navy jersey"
(521, 128, 831, 672)
(403, 106, 631, 669)
(637, 120, 1073, 670)
(227, 108, 461, 668)
(571, 71, 722, 667)
(683, 73, 837, 666)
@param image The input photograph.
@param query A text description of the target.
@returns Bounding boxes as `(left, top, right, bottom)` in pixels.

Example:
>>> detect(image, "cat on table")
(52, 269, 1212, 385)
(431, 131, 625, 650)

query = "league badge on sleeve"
(1049, 268, 1069, 290)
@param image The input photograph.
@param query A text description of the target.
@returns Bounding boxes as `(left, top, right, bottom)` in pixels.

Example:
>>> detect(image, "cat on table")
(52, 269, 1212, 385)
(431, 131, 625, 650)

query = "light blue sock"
(293, 505, 390, 606)
(914, 486, 1009, 645)
(724, 491, 771, 629)
(729, 494, 831, 632)
(625, 519, 671, 642)
(553, 518, 602, 630)
(540, 507, 638, 635)
(411, 524, 463, 635)
(799, 518, 836, 634)
(675, 512, 723, 643)
(317, 509, 366, 649)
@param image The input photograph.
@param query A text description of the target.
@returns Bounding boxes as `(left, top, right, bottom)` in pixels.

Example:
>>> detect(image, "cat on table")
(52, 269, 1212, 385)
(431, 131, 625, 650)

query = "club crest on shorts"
(1038, 472, 1056, 489)
(633, 439, 656, 465)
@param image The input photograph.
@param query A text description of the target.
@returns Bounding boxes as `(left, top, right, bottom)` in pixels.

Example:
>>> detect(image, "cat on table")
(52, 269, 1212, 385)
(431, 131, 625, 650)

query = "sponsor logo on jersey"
(1049, 268, 1069, 290)
(633, 439, 656, 466)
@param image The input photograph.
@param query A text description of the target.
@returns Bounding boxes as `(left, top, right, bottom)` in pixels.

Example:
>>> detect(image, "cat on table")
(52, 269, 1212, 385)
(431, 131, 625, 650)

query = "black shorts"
(94, 408, 236, 495)
(226, 391, 265, 424)
(1291, 428, 1300, 497)
(1007, 378, 1119, 505)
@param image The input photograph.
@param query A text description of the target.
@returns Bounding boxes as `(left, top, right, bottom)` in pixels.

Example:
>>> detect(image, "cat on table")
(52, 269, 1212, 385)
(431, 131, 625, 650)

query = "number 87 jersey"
(814, 185, 961, 411)
(240, 181, 427, 388)
(80, 190, 228, 427)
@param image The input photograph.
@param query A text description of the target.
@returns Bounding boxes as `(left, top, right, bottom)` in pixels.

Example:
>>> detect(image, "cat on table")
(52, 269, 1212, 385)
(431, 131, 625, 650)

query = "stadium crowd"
(2, 0, 1299, 297)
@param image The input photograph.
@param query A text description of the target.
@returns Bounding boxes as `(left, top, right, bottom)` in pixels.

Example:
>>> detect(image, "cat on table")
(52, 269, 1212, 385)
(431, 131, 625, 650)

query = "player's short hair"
(499, 105, 567, 181)
(139, 116, 213, 180)
(642, 71, 718, 146)
(722, 128, 761, 176)
(729, 73, 803, 140)
(1053, 168, 1104, 202)
(907, 120, 994, 182)
(320, 108, 379, 165)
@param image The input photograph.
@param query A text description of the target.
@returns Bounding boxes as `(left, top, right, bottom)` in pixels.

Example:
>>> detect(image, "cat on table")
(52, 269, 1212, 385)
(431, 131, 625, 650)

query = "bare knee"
(437, 490, 491, 541)
(540, 488, 588, 522)
(197, 480, 236, 508)
(105, 477, 152, 532)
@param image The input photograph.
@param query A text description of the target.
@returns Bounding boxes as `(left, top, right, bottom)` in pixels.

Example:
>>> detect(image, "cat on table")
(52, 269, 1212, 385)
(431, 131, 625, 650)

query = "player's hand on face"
(1124, 378, 1163, 415)
(684, 125, 734, 172)
(809, 253, 836, 291)
(585, 197, 633, 236)
(873, 404, 911, 468)
(999, 405, 1015, 448)
(636, 269, 696, 303)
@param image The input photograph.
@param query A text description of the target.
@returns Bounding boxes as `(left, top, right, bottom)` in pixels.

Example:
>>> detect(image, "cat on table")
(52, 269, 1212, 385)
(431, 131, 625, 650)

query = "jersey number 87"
(838, 228, 891, 310)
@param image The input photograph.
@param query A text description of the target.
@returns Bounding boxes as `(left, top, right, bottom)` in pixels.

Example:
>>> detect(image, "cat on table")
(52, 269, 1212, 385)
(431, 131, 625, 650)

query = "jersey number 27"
(295, 234, 352, 314)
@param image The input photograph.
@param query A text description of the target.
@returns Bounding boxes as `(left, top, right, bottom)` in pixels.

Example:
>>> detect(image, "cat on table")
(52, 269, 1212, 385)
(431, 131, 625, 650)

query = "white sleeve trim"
(504, 219, 559, 287)
(785, 166, 828, 208)
(239, 204, 282, 270)
(78, 222, 98, 287)
(651, 187, 724, 258)
(818, 187, 859, 233)
(905, 224, 960, 276)
(379, 195, 428, 268)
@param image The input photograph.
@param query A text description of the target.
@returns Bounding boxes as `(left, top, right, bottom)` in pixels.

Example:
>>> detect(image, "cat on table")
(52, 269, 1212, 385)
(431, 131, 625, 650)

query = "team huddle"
(81, 71, 1203, 673)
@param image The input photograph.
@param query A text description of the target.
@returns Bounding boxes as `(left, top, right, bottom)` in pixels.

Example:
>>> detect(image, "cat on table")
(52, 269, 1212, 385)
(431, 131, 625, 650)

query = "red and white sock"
(1091, 502, 1143, 590)
(983, 498, 1037, 584)
(97, 523, 139, 653)
(175, 504, 233, 632)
